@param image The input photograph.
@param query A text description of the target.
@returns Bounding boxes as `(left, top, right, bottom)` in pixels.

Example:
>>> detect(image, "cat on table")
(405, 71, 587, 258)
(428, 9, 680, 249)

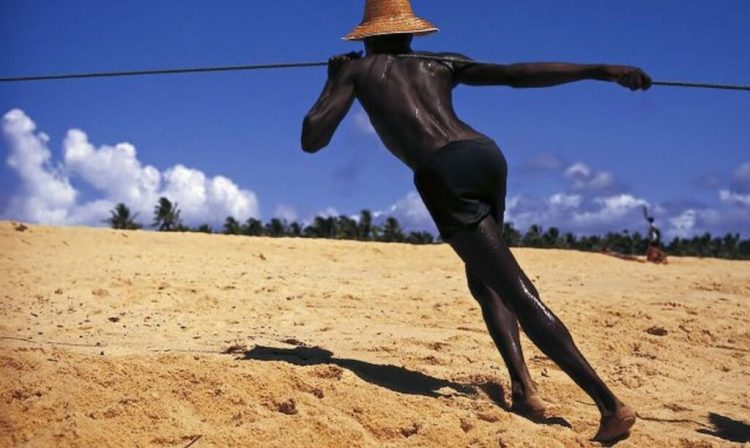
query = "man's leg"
(448, 216, 634, 441)
(465, 266, 547, 417)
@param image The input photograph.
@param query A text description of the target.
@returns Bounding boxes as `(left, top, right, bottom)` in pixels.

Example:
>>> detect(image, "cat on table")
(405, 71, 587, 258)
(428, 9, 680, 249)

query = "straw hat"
(343, 0, 439, 41)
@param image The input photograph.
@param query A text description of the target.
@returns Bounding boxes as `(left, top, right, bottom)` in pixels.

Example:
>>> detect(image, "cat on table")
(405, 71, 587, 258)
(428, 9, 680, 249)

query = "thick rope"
(650, 80, 750, 91)
(1, 57, 748, 91)
(0, 61, 328, 82)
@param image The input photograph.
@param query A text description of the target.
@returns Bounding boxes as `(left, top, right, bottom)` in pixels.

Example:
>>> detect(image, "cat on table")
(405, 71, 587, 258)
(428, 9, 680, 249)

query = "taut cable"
(1, 57, 748, 91)
(0, 61, 328, 83)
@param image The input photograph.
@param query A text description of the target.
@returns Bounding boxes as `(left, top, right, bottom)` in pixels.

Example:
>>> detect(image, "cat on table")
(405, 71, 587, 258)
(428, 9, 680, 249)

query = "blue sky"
(1, 0, 748, 238)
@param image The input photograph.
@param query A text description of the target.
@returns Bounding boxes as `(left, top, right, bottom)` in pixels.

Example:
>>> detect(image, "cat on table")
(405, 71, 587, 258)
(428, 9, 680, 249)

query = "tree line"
(499, 223, 750, 260)
(105, 198, 750, 260)
(105, 197, 434, 244)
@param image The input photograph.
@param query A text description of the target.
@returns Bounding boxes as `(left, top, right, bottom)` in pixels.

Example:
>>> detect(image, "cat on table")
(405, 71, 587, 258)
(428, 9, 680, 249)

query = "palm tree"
(738, 239, 750, 259)
(522, 224, 543, 247)
(105, 203, 142, 230)
(381, 217, 404, 243)
(405, 231, 434, 245)
(563, 232, 578, 250)
(264, 218, 287, 237)
(194, 224, 212, 233)
(223, 216, 242, 235)
(358, 209, 373, 241)
(302, 224, 319, 238)
(370, 223, 383, 241)
(502, 222, 522, 247)
(287, 222, 302, 237)
(243, 218, 263, 236)
(542, 226, 562, 248)
(310, 216, 336, 239)
(152, 197, 182, 231)
(336, 215, 358, 240)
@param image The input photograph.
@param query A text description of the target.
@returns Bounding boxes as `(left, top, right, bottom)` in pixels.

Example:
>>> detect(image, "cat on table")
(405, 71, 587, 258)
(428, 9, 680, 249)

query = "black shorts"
(414, 137, 507, 239)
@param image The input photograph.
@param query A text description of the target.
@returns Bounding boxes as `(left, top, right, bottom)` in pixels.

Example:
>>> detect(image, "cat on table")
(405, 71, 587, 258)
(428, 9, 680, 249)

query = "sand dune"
(1, 221, 748, 447)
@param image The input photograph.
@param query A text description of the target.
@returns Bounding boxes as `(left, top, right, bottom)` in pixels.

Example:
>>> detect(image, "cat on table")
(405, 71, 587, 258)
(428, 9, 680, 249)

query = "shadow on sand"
(697, 412, 750, 443)
(235, 344, 571, 429)
(239, 344, 475, 398)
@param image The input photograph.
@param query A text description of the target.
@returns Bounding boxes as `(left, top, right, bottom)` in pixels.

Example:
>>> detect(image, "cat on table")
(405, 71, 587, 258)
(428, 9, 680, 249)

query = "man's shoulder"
(410, 50, 472, 59)
(411, 51, 475, 76)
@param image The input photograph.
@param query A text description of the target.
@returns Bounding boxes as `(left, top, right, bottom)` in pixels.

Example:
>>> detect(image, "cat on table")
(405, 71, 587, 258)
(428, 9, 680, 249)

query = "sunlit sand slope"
(1, 222, 748, 447)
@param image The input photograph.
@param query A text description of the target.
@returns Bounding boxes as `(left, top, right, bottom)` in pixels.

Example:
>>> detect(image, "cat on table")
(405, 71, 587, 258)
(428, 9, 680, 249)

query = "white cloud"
(273, 204, 298, 223)
(63, 128, 161, 206)
(2, 109, 260, 227)
(668, 209, 697, 238)
(663, 207, 744, 240)
(341, 191, 437, 235)
(570, 194, 647, 227)
(719, 190, 750, 207)
(549, 193, 582, 210)
(3, 109, 78, 224)
(565, 162, 591, 179)
(507, 192, 649, 234)
(564, 162, 617, 194)
(315, 207, 340, 218)
(384, 191, 437, 234)
(730, 162, 750, 193)
(387, 191, 431, 222)
(160, 166, 258, 222)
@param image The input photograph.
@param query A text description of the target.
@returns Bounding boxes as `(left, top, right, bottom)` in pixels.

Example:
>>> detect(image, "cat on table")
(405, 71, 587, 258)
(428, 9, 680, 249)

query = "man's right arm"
(454, 59, 651, 91)
(301, 53, 360, 153)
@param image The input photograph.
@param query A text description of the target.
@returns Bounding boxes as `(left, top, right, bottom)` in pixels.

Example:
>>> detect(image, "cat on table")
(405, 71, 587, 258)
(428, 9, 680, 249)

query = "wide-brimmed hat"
(343, 0, 438, 41)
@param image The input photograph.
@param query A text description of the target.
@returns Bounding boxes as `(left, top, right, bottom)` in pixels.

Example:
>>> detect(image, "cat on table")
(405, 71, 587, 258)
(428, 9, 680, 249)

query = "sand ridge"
(0, 221, 748, 447)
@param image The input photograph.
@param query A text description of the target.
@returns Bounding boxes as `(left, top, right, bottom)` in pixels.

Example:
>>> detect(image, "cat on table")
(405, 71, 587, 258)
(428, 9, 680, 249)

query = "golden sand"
(1, 221, 748, 447)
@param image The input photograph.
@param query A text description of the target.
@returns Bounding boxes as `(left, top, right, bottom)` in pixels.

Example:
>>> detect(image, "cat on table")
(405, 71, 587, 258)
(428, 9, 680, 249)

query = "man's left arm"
(301, 52, 360, 153)
(457, 62, 652, 90)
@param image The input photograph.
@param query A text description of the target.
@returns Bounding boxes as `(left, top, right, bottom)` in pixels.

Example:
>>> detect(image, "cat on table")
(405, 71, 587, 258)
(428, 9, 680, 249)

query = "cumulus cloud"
(506, 192, 649, 235)
(505, 187, 750, 239)
(719, 190, 750, 207)
(668, 209, 698, 238)
(663, 206, 748, 239)
(517, 154, 626, 196)
(570, 194, 647, 228)
(2, 109, 259, 227)
(3, 109, 78, 224)
(384, 191, 436, 233)
(63, 128, 161, 207)
(549, 193, 582, 210)
(315, 207, 340, 218)
(273, 204, 298, 223)
(729, 162, 750, 194)
(564, 162, 619, 194)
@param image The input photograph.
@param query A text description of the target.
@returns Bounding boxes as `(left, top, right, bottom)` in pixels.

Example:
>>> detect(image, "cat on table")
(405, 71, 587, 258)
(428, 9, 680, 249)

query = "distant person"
(301, 0, 651, 441)
(644, 207, 668, 264)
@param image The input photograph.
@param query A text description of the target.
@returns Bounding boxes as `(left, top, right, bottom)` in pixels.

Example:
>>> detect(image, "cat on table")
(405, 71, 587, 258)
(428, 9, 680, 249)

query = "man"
(301, 0, 651, 442)
(644, 207, 668, 263)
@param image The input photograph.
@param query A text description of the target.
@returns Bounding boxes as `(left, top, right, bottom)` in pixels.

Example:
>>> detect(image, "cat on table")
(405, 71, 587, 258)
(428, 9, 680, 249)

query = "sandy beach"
(1, 221, 748, 447)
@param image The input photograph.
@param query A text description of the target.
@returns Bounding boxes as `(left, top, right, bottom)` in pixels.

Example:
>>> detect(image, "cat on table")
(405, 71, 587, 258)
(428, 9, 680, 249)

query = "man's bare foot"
(510, 393, 549, 419)
(592, 404, 636, 442)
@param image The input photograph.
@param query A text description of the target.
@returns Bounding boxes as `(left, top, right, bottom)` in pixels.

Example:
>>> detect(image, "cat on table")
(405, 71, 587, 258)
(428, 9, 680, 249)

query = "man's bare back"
(344, 52, 482, 168)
